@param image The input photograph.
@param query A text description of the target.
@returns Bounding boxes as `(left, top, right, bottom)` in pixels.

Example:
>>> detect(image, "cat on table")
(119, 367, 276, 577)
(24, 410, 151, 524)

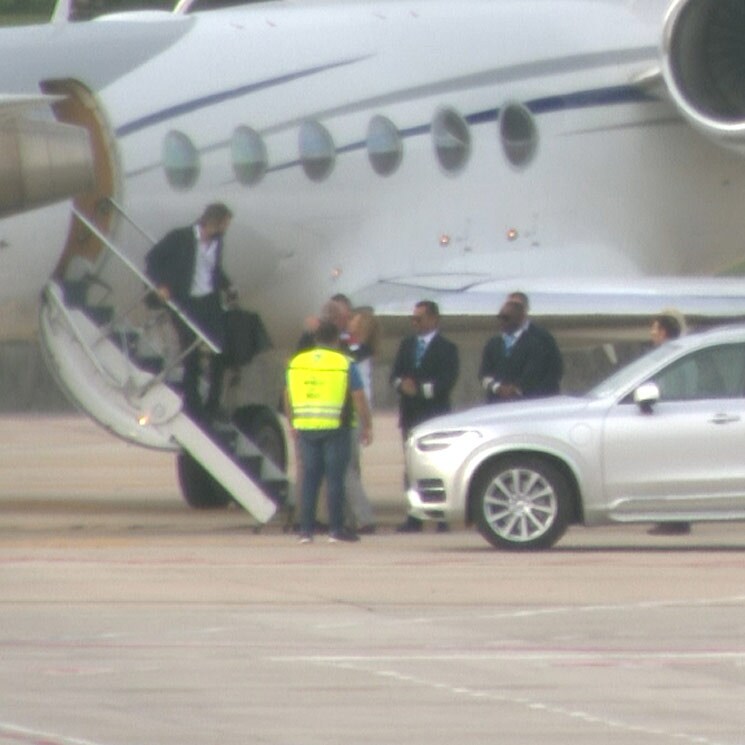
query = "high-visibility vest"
(287, 348, 351, 430)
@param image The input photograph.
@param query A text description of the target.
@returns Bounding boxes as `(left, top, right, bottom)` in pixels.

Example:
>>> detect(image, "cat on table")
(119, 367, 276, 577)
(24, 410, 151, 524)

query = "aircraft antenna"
(173, 0, 197, 13)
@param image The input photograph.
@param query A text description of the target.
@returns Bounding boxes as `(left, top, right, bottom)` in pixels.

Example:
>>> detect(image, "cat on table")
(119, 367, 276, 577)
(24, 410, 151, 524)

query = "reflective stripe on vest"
(287, 348, 351, 430)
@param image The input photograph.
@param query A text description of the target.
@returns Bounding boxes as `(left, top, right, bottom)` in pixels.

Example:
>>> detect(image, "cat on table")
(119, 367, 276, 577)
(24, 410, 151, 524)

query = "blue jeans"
(298, 428, 351, 536)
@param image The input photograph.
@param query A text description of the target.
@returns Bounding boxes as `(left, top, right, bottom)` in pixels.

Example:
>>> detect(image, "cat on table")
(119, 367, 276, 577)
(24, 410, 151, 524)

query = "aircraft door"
(40, 79, 120, 279)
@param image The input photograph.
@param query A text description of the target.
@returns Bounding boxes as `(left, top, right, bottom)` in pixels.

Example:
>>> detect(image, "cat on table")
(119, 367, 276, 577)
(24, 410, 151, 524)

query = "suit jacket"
(145, 225, 231, 304)
(478, 322, 563, 403)
(390, 331, 459, 433)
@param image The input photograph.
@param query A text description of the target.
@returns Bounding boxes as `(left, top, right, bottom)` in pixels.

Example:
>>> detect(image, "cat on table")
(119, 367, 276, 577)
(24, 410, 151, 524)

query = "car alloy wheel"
(475, 455, 570, 550)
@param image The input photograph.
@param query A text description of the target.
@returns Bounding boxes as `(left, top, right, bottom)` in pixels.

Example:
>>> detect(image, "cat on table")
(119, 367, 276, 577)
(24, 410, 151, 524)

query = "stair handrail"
(44, 282, 129, 388)
(104, 196, 158, 247)
(71, 206, 221, 354)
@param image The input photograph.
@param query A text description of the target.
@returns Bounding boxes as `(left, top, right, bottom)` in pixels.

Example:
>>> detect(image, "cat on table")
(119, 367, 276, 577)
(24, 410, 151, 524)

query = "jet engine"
(662, 0, 745, 151)
(0, 115, 94, 218)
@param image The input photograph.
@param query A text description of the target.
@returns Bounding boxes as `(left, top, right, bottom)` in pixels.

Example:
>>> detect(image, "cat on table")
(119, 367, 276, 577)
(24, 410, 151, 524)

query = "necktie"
(504, 333, 516, 356)
(415, 336, 427, 366)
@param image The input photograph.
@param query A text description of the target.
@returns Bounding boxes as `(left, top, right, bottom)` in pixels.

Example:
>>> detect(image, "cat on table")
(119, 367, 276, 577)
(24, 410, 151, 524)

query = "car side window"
(653, 343, 745, 401)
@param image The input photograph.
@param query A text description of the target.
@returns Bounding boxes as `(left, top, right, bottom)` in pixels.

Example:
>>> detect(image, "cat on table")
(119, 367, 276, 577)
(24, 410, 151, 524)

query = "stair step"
(237, 454, 264, 477)
(207, 422, 240, 450)
(43, 277, 286, 521)
(135, 355, 165, 374)
(109, 329, 139, 350)
(82, 304, 115, 326)
(263, 479, 289, 506)
(204, 420, 289, 507)
(169, 415, 277, 523)
(61, 279, 89, 308)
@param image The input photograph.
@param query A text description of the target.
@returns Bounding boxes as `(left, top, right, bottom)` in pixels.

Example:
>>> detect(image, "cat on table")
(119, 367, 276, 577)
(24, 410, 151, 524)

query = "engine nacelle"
(662, 0, 745, 151)
(0, 117, 94, 218)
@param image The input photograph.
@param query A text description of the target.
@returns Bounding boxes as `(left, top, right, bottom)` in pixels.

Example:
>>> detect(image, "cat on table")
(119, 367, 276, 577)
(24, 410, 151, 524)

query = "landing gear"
(176, 451, 231, 509)
(232, 404, 287, 470)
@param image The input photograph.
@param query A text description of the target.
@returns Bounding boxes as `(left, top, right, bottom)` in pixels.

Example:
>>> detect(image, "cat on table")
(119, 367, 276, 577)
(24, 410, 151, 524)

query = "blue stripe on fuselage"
(115, 55, 372, 138)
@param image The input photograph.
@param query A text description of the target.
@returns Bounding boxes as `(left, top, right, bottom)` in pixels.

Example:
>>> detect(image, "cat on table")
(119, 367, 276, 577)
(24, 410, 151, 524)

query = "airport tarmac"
(0, 414, 744, 745)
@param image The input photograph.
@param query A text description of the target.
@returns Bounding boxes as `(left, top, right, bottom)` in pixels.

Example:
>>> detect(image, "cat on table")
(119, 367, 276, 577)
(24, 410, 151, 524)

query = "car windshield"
(587, 343, 681, 399)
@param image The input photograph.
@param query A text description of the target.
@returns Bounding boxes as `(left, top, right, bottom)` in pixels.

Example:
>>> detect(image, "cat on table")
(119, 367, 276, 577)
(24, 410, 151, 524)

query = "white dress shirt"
(190, 225, 219, 297)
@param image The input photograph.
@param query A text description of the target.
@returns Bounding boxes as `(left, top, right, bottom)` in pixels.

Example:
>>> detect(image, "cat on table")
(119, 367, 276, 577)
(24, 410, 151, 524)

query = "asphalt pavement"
(0, 414, 743, 745)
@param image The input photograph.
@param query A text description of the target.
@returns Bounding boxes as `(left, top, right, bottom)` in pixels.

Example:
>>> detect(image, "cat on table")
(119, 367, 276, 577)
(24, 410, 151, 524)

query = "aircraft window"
(432, 107, 471, 174)
(232, 126, 268, 186)
(162, 130, 199, 190)
(500, 103, 538, 168)
(299, 120, 335, 182)
(367, 115, 403, 176)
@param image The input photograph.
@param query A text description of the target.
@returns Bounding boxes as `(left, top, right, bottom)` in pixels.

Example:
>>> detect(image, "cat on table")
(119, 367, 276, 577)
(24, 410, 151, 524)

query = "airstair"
(38, 201, 287, 525)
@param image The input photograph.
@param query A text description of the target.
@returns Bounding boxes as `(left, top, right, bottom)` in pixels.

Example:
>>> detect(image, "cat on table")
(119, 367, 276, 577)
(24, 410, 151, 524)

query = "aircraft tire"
(176, 452, 232, 509)
(232, 405, 287, 471)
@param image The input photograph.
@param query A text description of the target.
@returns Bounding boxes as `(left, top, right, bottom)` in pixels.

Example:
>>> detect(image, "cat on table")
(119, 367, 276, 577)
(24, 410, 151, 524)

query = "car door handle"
(709, 413, 741, 425)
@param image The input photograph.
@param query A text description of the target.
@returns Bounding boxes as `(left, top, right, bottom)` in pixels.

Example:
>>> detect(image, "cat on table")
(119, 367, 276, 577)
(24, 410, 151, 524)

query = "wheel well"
(466, 450, 583, 526)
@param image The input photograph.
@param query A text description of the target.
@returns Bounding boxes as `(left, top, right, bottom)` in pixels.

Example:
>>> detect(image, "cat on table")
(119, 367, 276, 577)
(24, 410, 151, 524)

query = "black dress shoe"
(356, 524, 377, 535)
(396, 516, 423, 533)
(648, 522, 691, 536)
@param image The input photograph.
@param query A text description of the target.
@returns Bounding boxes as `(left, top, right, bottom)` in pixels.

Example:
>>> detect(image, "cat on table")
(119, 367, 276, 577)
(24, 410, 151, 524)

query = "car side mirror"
(633, 382, 660, 414)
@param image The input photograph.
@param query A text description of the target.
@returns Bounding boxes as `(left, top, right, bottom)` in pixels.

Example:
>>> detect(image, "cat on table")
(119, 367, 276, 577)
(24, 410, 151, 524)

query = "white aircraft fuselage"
(1, 0, 745, 343)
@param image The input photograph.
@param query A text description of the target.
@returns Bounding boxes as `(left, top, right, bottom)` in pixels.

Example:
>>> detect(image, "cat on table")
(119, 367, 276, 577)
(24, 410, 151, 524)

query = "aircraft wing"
(353, 274, 745, 343)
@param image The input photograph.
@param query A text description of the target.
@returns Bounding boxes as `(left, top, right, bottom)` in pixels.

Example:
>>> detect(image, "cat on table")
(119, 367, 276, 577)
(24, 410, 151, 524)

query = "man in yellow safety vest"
(285, 320, 372, 543)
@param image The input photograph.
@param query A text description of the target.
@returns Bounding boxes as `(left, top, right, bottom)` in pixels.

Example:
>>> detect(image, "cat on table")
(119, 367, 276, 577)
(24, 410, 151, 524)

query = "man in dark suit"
(647, 311, 690, 537)
(479, 296, 563, 403)
(390, 300, 459, 532)
(145, 202, 235, 420)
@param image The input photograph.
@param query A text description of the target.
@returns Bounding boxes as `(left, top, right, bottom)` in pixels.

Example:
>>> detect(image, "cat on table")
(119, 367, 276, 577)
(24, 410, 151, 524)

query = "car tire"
(474, 455, 570, 550)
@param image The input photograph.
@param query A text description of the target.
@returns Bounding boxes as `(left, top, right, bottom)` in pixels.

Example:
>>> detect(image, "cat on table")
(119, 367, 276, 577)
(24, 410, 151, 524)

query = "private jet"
(2, 0, 745, 519)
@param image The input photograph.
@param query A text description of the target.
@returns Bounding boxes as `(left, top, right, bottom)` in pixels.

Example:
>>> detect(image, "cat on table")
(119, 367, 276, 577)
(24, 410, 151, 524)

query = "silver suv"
(405, 324, 745, 549)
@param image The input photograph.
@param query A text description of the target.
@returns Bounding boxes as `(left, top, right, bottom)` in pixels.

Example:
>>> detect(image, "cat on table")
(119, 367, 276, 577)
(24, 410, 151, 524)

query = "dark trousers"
(175, 292, 225, 419)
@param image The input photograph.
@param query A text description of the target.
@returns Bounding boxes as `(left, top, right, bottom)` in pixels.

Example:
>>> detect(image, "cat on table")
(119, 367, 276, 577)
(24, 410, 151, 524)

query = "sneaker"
(298, 534, 313, 544)
(396, 516, 423, 533)
(328, 530, 360, 543)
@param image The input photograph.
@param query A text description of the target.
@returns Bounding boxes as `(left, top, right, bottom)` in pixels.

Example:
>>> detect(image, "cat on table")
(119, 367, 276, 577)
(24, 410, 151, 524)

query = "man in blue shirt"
(286, 321, 372, 543)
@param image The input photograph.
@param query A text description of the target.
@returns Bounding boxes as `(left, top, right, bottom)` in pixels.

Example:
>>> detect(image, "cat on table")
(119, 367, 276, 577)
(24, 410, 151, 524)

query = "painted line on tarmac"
(272, 654, 739, 745)
(313, 594, 745, 630)
(0, 722, 109, 745)
(276, 650, 745, 663)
